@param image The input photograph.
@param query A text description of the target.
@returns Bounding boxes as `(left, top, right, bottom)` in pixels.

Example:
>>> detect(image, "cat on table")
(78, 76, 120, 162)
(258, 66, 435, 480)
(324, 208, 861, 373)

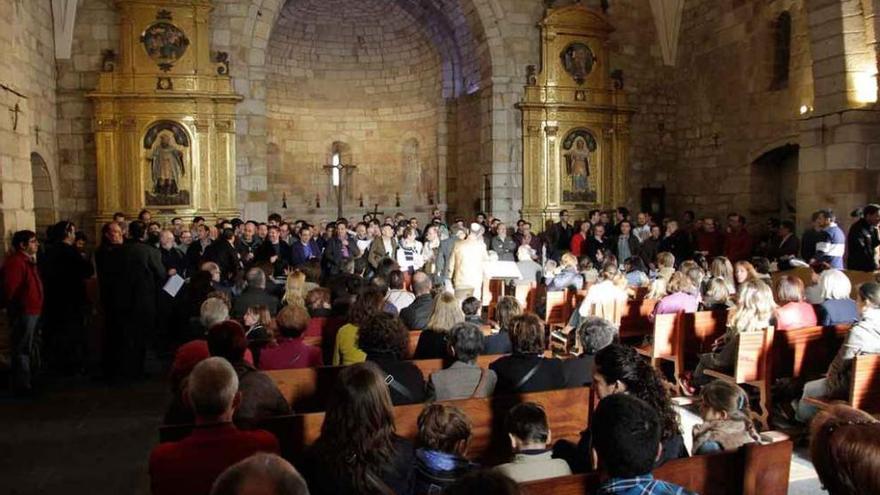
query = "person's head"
(274, 305, 310, 339)
(593, 223, 605, 238)
(810, 404, 880, 495)
(101, 222, 124, 246)
(592, 394, 662, 479)
(448, 322, 484, 363)
(335, 222, 348, 238)
(593, 344, 679, 441)
(863, 203, 880, 227)
(11, 230, 38, 256)
(158, 229, 175, 250)
(461, 296, 481, 317)
(619, 220, 632, 236)
(558, 209, 569, 223)
(507, 402, 551, 450)
(444, 470, 521, 495)
(408, 270, 431, 297)
(200, 297, 229, 329)
(179, 229, 192, 245)
(358, 312, 408, 359)
(730, 280, 776, 333)
(494, 296, 522, 330)
(347, 286, 386, 326)
(388, 270, 406, 291)
(243, 304, 272, 329)
(468, 222, 484, 239)
(703, 277, 731, 306)
(776, 275, 806, 304)
(734, 260, 759, 285)
(779, 219, 795, 237)
(256, 223, 268, 239)
(751, 257, 771, 275)
(560, 252, 578, 269)
(188, 357, 240, 422)
(207, 320, 248, 363)
(298, 225, 313, 243)
(417, 404, 472, 456)
(815, 208, 836, 228)
(698, 380, 754, 424)
(858, 282, 880, 312)
(509, 314, 544, 355)
(819, 269, 852, 301)
(703, 217, 716, 232)
(210, 453, 309, 495)
(727, 213, 745, 230)
(128, 220, 146, 242)
(112, 212, 125, 224)
(305, 287, 331, 312)
(666, 271, 694, 294)
(138, 209, 151, 222)
(624, 256, 646, 274)
(656, 251, 675, 269)
(246, 267, 267, 290)
(577, 317, 618, 355)
(242, 221, 256, 240)
(516, 245, 533, 262)
(665, 220, 678, 235)
(649, 224, 661, 239)
(427, 292, 466, 332)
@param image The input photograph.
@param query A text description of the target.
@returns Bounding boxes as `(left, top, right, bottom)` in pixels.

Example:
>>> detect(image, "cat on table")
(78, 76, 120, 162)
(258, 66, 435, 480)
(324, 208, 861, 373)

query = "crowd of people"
(4, 203, 880, 495)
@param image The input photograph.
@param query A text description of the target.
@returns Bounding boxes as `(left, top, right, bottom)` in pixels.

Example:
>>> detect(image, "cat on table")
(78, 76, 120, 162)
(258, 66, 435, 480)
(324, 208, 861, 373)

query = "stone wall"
(0, 0, 58, 250)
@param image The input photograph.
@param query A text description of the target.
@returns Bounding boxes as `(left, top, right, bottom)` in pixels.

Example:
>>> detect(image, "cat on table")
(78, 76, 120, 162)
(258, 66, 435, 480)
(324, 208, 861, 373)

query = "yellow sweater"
(333, 323, 367, 366)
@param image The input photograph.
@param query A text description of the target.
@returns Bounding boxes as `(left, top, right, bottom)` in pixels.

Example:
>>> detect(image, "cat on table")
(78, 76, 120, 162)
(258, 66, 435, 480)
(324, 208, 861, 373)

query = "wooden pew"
(160, 387, 591, 465)
(619, 298, 658, 339)
(772, 324, 851, 380)
(520, 440, 793, 495)
(636, 313, 680, 376)
(803, 353, 880, 414)
(705, 326, 775, 429)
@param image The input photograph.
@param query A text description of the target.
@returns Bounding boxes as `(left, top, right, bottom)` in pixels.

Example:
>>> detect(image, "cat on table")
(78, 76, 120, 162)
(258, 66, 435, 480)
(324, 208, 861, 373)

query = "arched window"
(771, 11, 792, 90)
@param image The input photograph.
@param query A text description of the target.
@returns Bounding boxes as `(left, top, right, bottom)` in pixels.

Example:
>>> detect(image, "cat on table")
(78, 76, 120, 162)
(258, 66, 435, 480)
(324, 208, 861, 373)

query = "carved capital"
(121, 117, 138, 131)
(544, 125, 559, 137)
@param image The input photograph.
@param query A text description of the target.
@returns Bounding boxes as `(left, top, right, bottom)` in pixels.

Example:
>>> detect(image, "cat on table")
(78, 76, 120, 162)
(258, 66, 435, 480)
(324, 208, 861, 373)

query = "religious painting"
(560, 42, 595, 85)
(143, 121, 190, 206)
(562, 129, 598, 203)
(141, 22, 190, 70)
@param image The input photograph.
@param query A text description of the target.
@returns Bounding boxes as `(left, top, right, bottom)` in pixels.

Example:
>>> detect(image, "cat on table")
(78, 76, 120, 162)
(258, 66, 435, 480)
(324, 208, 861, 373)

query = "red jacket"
(259, 337, 323, 370)
(2, 250, 43, 315)
(723, 229, 754, 262)
(695, 230, 724, 258)
(149, 423, 279, 495)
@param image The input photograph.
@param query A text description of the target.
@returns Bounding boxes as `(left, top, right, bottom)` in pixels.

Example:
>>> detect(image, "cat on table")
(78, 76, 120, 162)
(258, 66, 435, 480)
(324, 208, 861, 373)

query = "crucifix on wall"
(322, 150, 357, 219)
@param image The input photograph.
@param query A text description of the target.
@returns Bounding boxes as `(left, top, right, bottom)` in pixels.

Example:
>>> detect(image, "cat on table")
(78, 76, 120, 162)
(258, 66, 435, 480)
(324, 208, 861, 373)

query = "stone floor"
(0, 371, 826, 495)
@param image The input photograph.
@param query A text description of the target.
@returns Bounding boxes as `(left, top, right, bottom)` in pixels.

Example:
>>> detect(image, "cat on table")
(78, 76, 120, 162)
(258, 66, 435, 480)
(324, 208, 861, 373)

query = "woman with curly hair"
(553, 343, 687, 473)
(332, 286, 386, 365)
(301, 362, 415, 495)
(359, 312, 426, 405)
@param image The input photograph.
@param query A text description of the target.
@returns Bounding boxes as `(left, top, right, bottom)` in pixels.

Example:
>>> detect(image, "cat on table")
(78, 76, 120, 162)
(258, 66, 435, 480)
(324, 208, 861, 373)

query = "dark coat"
(489, 354, 566, 394)
(413, 329, 448, 360)
(40, 242, 93, 315)
(483, 331, 512, 355)
(610, 235, 641, 261)
(561, 354, 595, 388)
(368, 351, 427, 405)
(116, 240, 165, 378)
(302, 436, 415, 495)
(585, 237, 608, 264)
(769, 233, 800, 261)
(232, 287, 279, 318)
(290, 239, 321, 268)
(160, 246, 187, 278)
(204, 239, 240, 283)
(659, 231, 692, 265)
(255, 240, 291, 277)
(185, 239, 210, 274)
(846, 218, 880, 271)
(553, 429, 687, 474)
(323, 235, 360, 276)
(400, 293, 434, 330)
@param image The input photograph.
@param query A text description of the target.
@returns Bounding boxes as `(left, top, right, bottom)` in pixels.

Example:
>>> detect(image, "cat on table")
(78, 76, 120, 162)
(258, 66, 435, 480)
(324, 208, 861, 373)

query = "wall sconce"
(395, 192, 401, 207)
(799, 104, 813, 115)
(315, 193, 320, 208)
(281, 192, 288, 209)
(359, 194, 364, 207)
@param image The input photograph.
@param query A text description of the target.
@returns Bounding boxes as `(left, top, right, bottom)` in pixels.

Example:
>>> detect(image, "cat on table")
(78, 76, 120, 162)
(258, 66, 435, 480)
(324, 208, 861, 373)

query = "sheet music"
(163, 274, 185, 297)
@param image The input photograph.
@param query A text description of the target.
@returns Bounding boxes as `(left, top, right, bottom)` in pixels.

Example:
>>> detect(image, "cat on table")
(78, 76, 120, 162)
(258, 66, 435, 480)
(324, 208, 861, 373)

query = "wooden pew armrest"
(802, 396, 833, 408)
(703, 369, 732, 381)
(760, 430, 791, 444)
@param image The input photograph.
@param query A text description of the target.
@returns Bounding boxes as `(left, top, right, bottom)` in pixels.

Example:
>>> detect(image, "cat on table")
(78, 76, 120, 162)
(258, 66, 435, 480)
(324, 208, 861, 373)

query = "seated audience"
(332, 286, 386, 365)
(210, 453, 309, 495)
(797, 282, 880, 422)
(591, 394, 696, 495)
(243, 304, 273, 368)
(562, 316, 617, 388)
(693, 280, 775, 386)
(655, 252, 676, 283)
(461, 296, 484, 325)
(810, 404, 880, 495)
(359, 313, 427, 405)
(547, 253, 583, 291)
(485, 296, 522, 355)
(385, 270, 415, 312)
(445, 471, 521, 495)
(804, 261, 831, 304)
(709, 256, 736, 294)
(494, 402, 572, 482)
(554, 344, 687, 473)
(815, 269, 859, 326)
(150, 358, 280, 495)
(170, 298, 234, 390)
(399, 271, 435, 330)
(700, 277, 732, 311)
(490, 314, 565, 394)
(692, 380, 760, 455)
(259, 305, 323, 370)
(623, 256, 650, 288)
(415, 404, 477, 493)
(281, 270, 308, 309)
(301, 362, 415, 495)
(233, 268, 279, 318)
(414, 292, 465, 359)
(773, 275, 818, 330)
(650, 272, 699, 321)
(733, 260, 761, 294)
(427, 322, 497, 401)
(515, 245, 542, 286)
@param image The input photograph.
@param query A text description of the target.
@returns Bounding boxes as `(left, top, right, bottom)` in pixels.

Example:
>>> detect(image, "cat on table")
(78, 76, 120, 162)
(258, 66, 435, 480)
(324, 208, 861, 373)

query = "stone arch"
(749, 143, 800, 222)
(30, 152, 56, 236)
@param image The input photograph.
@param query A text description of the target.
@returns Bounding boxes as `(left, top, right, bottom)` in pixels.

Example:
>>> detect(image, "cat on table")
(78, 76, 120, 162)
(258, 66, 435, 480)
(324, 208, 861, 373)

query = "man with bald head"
(399, 270, 435, 330)
(150, 357, 279, 495)
(211, 453, 309, 495)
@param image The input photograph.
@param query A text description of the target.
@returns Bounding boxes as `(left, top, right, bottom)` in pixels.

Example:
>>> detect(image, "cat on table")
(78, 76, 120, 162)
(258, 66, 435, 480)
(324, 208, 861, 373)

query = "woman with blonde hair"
(547, 252, 583, 291)
(692, 279, 776, 386)
(651, 272, 699, 320)
(701, 277, 732, 311)
(414, 292, 466, 359)
(709, 256, 736, 294)
(282, 269, 307, 308)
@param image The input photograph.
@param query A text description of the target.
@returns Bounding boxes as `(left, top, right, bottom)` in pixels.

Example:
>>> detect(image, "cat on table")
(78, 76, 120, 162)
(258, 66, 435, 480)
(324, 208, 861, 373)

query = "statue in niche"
(560, 42, 595, 85)
(562, 129, 597, 203)
(144, 121, 190, 206)
(402, 138, 422, 201)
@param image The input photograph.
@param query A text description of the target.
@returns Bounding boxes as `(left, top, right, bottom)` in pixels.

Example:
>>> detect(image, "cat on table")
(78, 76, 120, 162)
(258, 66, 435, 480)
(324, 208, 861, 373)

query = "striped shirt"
(816, 223, 846, 269)
(598, 475, 695, 495)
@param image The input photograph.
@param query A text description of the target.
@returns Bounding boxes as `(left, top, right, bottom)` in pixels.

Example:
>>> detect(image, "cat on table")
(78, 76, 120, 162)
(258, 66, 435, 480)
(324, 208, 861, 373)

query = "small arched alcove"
(30, 152, 56, 237)
(750, 143, 799, 222)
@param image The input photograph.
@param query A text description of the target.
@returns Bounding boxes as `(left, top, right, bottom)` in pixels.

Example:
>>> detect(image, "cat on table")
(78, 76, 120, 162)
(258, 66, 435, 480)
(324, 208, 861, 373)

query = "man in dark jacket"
(547, 210, 575, 262)
(3, 230, 43, 394)
(115, 221, 166, 379)
(95, 221, 126, 380)
(186, 223, 212, 274)
(289, 224, 321, 268)
(322, 221, 360, 277)
(610, 220, 641, 264)
(847, 204, 880, 271)
(204, 227, 240, 284)
(254, 225, 290, 277)
(400, 271, 434, 330)
(232, 268, 280, 318)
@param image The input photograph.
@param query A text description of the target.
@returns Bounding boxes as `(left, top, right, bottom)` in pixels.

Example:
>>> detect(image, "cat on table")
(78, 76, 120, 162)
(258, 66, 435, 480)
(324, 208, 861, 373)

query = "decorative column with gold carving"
(517, 5, 634, 231)
(89, 0, 241, 230)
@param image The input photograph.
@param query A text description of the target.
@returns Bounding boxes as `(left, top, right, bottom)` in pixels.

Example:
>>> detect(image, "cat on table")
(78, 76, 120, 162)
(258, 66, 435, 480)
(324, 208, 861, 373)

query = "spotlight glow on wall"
(853, 71, 878, 104)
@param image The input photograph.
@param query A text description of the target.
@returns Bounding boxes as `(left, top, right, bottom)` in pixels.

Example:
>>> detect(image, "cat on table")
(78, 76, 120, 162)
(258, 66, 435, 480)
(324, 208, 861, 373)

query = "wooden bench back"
(520, 440, 793, 495)
(545, 290, 571, 326)
(160, 387, 590, 465)
(772, 324, 851, 379)
(851, 353, 880, 413)
(514, 283, 538, 313)
(647, 313, 678, 360)
(619, 298, 658, 339)
(733, 327, 775, 384)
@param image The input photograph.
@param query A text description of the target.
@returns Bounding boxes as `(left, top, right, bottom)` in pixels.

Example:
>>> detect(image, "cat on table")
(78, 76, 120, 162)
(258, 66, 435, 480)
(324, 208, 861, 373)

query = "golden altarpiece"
(89, 0, 241, 228)
(518, 5, 633, 229)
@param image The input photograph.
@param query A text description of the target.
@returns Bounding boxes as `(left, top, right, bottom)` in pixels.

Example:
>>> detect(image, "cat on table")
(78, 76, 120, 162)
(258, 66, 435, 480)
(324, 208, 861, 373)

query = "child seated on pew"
(494, 402, 572, 482)
(692, 381, 761, 455)
(415, 404, 478, 493)
(592, 394, 696, 495)
(462, 296, 484, 326)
